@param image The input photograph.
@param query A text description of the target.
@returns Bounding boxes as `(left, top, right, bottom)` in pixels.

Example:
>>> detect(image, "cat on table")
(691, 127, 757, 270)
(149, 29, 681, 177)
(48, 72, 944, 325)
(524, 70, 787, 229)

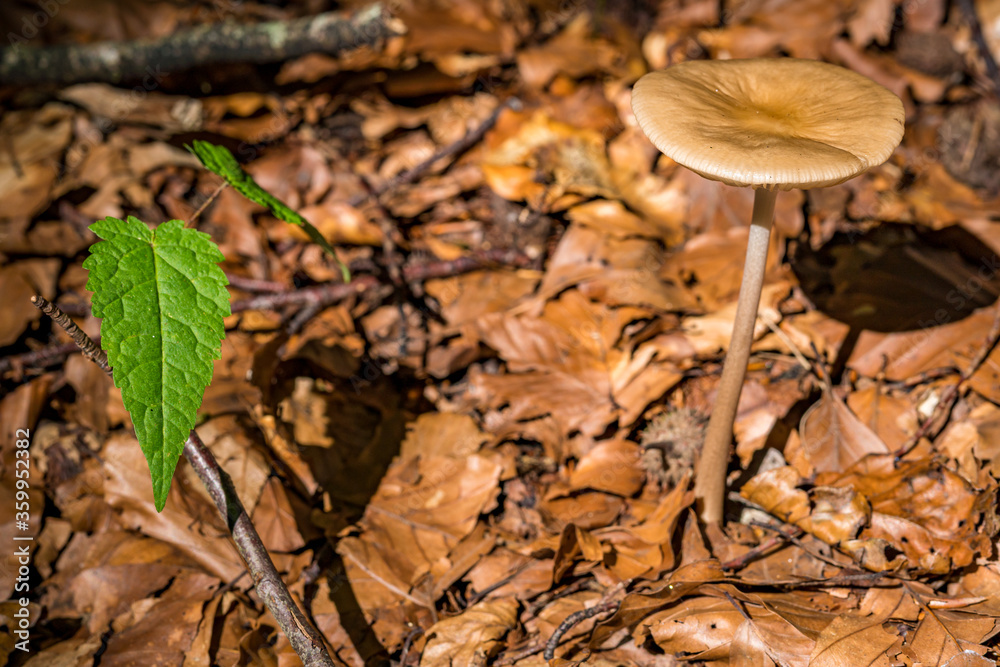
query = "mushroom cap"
(631, 58, 905, 190)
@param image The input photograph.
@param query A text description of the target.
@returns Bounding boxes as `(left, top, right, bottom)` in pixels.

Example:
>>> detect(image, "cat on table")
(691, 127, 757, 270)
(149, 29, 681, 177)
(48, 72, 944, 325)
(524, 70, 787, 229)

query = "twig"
(4, 250, 532, 377)
(720, 525, 803, 571)
(30, 297, 110, 374)
(190, 182, 229, 225)
(543, 598, 620, 661)
(956, 0, 1000, 94)
(0, 340, 86, 376)
(723, 591, 751, 619)
(32, 298, 342, 667)
(496, 641, 545, 665)
(401, 248, 534, 281)
(466, 560, 534, 607)
(230, 275, 377, 313)
(226, 274, 288, 293)
(0, 4, 396, 85)
(284, 298, 323, 337)
(897, 303, 1000, 457)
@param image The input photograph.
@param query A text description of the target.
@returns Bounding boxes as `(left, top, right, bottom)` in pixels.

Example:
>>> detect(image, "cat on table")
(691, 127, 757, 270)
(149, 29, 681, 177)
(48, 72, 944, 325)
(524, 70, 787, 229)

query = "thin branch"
(31, 298, 342, 667)
(229, 275, 378, 313)
(226, 274, 288, 294)
(0, 4, 396, 85)
(190, 182, 229, 225)
(5, 249, 532, 377)
(30, 296, 110, 374)
(184, 432, 342, 666)
(721, 525, 803, 571)
(543, 598, 620, 661)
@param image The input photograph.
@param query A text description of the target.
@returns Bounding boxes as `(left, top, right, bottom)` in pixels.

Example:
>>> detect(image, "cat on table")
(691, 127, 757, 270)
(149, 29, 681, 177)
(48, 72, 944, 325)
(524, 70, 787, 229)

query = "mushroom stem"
(694, 186, 777, 524)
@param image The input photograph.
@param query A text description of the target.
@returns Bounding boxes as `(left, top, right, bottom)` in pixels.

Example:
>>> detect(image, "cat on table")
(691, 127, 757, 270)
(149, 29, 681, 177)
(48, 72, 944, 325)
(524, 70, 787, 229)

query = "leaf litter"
(3, 0, 1000, 665)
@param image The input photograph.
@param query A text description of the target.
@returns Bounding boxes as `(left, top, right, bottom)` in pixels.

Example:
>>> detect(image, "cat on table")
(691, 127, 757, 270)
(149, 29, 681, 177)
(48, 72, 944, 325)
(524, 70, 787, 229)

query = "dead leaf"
(420, 597, 519, 667)
(800, 389, 891, 473)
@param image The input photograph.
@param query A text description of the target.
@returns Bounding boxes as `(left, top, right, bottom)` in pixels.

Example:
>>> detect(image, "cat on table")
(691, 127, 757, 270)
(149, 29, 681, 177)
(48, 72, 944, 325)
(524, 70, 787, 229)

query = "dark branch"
(31, 296, 110, 374)
(0, 4, 395, 85)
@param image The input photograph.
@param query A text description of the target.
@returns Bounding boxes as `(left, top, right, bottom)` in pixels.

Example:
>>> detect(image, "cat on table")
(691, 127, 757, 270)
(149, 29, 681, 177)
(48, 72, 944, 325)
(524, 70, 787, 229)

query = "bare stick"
(31, 297, 342, 667)
(226, 274, 288, 294)
(190, 182, 229, 225)
(721, 525, 802, 571)
(543, 598, 620, 661)
(0, 4, 394, 85)
(31, 296, 110, 374)
(230, 275, 377, 313)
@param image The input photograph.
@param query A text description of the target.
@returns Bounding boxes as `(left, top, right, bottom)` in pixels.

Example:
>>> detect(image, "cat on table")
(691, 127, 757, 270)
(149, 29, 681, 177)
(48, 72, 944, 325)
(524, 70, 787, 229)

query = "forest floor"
(3, 0, 1000, 665)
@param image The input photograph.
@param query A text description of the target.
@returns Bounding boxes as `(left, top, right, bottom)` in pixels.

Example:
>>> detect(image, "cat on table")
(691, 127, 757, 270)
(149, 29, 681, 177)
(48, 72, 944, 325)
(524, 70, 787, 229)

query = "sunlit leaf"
(84, 216, 229, 511)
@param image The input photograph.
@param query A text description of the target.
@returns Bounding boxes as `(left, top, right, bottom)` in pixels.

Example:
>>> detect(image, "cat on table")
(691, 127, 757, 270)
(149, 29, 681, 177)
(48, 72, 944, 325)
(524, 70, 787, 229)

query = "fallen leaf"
(420, 597, 519, 667)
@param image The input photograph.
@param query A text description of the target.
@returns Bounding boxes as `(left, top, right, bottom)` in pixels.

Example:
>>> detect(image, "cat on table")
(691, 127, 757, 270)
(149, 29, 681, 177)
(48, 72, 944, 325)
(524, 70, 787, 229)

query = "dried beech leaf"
(810, 614, 898, 666)
(800, 389, 890, 473)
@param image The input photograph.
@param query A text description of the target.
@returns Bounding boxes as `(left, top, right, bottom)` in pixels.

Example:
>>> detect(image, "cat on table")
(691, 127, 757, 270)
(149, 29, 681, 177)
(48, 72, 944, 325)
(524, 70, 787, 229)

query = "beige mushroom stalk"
(631, 58, 904, 524)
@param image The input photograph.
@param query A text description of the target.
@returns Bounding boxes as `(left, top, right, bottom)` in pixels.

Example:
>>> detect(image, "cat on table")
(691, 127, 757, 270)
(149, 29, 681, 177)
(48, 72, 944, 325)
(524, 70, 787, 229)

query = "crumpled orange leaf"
(743, 455, 995, 574)
(741, 467, 873, 564)
(824, 455, 995, 574)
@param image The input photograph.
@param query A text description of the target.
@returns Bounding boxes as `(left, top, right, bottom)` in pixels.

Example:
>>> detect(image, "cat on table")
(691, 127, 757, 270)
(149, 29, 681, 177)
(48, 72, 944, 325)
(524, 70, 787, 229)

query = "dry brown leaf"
(0, 260, 60, 347)
(568, 439, 644, 497)
(800, 389, 891, 473)
(825, 456, 994, 573)
(552, 524, 604, 583)
(809, 614, 899, 666)
(741, 466, 870, 548)
(727, 604, 814, 667)
(420, 597, 519, 667)
(906, 608, 998, 667)
(471, 289, 681, 438)
(483, 109, 616, 206)
(516, 14, 621, 89)
(101, 434, 245, 583)
(400, 412, 489, 462)
(845, 385, 918, 453)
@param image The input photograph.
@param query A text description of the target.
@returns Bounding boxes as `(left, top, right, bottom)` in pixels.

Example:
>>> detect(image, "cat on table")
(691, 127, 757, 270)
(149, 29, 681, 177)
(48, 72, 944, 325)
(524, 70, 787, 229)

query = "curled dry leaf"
(743, 455, 995, 574)
(552, 524, 604, 583)
(741, 466, 870, 547)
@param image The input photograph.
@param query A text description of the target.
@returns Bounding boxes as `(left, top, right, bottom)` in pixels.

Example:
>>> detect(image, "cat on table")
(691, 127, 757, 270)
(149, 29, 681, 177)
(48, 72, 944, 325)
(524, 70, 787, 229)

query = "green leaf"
(83, 217, 230, 511)
(186, 140, 350, 282)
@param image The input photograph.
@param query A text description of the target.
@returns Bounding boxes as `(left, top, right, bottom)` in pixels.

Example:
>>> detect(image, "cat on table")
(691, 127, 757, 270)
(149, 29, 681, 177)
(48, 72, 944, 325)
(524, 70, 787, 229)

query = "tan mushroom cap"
(631, 58, 905, 190)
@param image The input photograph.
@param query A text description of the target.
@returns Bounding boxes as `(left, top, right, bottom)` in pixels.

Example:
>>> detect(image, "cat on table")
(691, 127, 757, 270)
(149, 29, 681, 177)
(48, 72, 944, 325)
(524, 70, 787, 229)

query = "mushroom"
(630, 58, 904, 524)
